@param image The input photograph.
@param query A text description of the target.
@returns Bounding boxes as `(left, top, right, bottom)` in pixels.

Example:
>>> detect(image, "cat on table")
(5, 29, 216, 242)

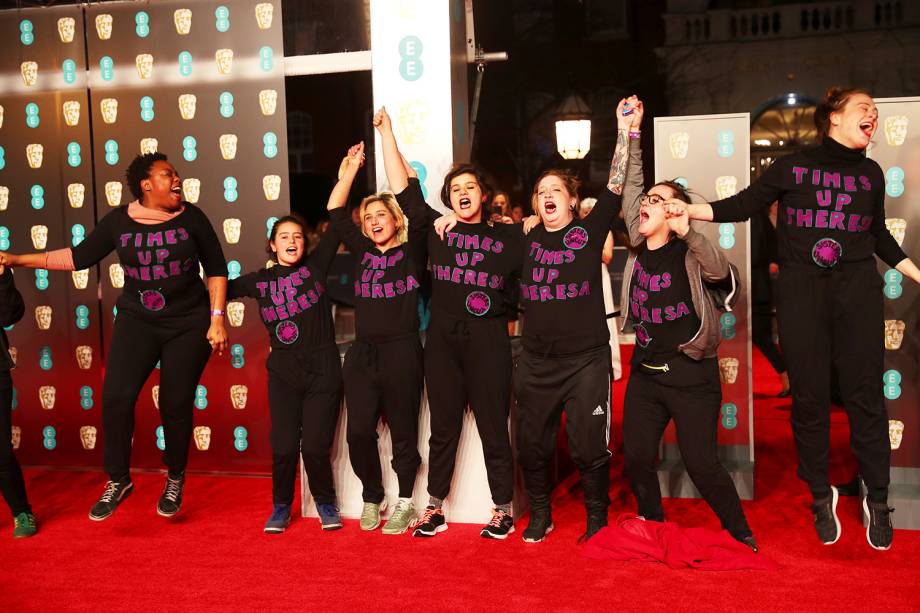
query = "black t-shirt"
(520, 187, 622, 355)
(710, 137, 906, 269)
(425, 208, 524, 320)
(71, 204, 226, 326)
(330, 180, 428, 340)
(630, 239, 700, 365)
(227, 229, 339, 351)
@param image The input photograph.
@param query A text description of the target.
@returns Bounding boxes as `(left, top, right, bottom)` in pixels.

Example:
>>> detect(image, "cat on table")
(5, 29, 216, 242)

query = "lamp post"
(554, 94, 592, 160)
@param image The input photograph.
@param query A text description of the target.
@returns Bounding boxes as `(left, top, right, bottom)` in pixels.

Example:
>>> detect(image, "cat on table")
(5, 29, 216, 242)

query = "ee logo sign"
(399, 36, 423, 82)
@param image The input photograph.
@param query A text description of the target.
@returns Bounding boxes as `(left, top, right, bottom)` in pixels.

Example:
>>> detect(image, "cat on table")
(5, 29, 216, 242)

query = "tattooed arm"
(606, 96, 636, 195)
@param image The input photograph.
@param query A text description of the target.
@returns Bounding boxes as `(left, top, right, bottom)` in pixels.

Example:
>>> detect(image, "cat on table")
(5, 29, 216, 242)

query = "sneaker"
(156, 474, 185, 518)
(480, 508, 515, 539)
(739, 535, 759, 553)
(412, 505, 447, 537)
(88, 480, 134, 521)
(863, 498, 894, 551)
(13, 512, 37, 538)
(360, 500, 387, 531)
(317, 503, 343, 530)
(522, 509, 554, 543)
(812, 486, 841, 545)
(382, 499, 417, 535)
(264, 503, 292, 533)
(577, 513, 607, 543)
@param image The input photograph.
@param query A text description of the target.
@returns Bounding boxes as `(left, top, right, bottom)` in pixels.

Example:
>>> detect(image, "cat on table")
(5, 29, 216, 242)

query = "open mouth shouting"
(858, 119, 876, 139)
(543, 200, 557, 216)
(458, 196, 472, 210)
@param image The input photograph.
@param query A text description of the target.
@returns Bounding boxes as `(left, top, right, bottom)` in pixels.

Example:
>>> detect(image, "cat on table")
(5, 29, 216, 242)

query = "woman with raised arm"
(616, 101, 756, 551)
(678, 87, 920, 551)
(507, 97, 634, 543)
(0, 152, 228, 522)
(227, 157, 352, 534)
(413, 160, 525, 540)
(327, 111, 427, 535)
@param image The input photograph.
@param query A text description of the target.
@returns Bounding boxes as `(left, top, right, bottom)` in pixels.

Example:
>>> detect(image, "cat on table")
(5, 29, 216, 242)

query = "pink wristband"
(629, 131, 641, 139)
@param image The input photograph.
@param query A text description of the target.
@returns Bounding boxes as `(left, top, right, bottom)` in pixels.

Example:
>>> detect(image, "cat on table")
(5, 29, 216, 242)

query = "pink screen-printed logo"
(465, 291, 491, 316)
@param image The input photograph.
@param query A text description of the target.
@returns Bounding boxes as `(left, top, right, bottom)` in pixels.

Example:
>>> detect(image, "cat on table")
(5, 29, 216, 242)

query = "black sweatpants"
(424, 315, 513, 506)
(513, 345, 612, 515)
(775, 261, 889, 502)
(103, 313, 212, 481)
(344, 335, 423, 502)
(0, 370, 30, 517)
(267, 347, 342, 506)
(622, 358, 752, 540)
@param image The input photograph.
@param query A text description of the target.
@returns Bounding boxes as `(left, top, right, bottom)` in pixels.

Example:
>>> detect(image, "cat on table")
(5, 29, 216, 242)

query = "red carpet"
(2, 348, 918, 612)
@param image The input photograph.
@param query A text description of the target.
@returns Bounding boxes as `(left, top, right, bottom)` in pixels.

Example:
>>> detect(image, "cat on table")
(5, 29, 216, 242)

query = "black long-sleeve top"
(330, 179, 428, 341)
(71, 204, 227, 326)
(0, 268, 25, 371)
(710, 137, 906, 269)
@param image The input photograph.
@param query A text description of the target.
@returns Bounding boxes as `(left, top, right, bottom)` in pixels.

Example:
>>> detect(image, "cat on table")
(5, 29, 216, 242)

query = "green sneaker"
(360, 499, 387, 531)
(382, 499, 417, 535)
(13, 512, 37, 538)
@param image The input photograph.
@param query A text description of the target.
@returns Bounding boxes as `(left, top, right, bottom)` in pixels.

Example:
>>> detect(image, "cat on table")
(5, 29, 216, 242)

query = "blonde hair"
(358, 193, 408, 245)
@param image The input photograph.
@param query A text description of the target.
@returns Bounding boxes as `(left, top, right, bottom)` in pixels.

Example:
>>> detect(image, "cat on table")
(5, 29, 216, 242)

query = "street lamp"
(554, 94, 592, 160)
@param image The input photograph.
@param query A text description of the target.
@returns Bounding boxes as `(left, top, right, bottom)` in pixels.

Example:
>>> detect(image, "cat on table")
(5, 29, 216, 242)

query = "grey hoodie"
(619, 136, 740, 360)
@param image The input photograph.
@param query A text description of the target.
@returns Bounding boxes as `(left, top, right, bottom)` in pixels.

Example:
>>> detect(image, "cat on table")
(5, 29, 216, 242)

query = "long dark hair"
(813, 86, 872, 143)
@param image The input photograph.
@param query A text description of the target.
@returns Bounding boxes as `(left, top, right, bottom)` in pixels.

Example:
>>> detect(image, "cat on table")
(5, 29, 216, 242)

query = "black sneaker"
(412, 505, 447, 537)
(480, 508, 514, 539)
(812, 485, 841, 545)
(740, 535, 759, 553)
(156, 474, 185, 517)
(577, 513, 607, 543)
(522, 509, 554, 543)
(88, 480, 134, 521)
(863, 498, 893, 551)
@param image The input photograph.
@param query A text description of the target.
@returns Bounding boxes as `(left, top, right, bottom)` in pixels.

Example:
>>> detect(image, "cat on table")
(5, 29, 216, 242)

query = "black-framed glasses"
(640, 193, 665, 206)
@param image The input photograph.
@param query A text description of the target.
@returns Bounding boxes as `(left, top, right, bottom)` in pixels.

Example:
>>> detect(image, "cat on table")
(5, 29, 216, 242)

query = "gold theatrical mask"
(31, 225, 48, 250)
(715, 176, 738, 199)
(135, 54, 154, 80)
(226, 302, 245, 327)
(152, 384, 160, 410)
(395, 99, 429, 145)
(80, 426, 97, 450)
(34, 306, 52, 331)
(174, 8, 192, 35)
(100, 98, 118, 124)
(21, 61, 38, 87)
(75, 345, 93, 370)
(718, 357, 739, 385)
(182, 178, 200, 204)
(178, 94, 197, 120)
(884, 115, 909, 147)
(72, 269, 89, 290)
(669, 132, 690, 160)
(67, 183, 85, 208)
(885, 218, 906, 247)
(884, 320, 906, 350)
(95, 14, 113, 40)
(888, 420, 905, 450)
(109, 263, 125, 289)
(258, 89, 278, 116)
(223, 219, 242, 244)
(11, 426, 20, 450)
(230, 385, 248, 410)
(0, 186, 8, 211)
(193, 426, 211, 451)
(215, 49, 233, 75)
(140, 138, 158, 155)
(39, 385, 56, 410)
(62, 100, 81, 127)
(8, 347, 16, 366)
(26, 144, 44, 169)
(255, 3, 274, 29)
(58, 17, 76, 43)
(262, 175, 281, 201)
(219, 134, 238, 160)
(105, 181, 123, 207)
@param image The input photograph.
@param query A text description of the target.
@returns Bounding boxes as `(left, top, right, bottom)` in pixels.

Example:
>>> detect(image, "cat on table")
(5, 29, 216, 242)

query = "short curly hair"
(125, 152, 169, 201)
